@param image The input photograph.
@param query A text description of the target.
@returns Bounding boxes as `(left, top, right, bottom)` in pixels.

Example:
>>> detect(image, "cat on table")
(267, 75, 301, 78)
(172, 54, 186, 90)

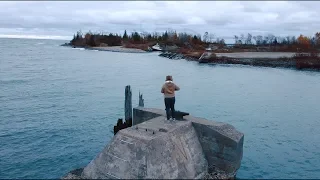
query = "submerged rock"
(159, 52, 184, 60)
(62, 168, 83, 179)
(60, 43, 71, 47)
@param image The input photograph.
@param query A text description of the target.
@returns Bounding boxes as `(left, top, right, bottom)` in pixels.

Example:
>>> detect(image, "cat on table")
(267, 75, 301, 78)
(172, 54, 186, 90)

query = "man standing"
(161, 75, 180, 121)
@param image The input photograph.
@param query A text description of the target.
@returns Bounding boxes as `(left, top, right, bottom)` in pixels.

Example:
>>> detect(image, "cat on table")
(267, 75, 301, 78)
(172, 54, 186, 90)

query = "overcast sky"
(0, 1, 319, 41)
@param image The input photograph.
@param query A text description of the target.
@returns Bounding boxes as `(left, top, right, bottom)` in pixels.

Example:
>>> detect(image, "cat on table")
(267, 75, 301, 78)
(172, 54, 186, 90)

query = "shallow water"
(0, 38, 320, 179)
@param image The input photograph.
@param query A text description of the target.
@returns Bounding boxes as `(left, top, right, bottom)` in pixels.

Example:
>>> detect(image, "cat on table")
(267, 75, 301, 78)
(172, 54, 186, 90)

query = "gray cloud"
(0, 1, 319, 41)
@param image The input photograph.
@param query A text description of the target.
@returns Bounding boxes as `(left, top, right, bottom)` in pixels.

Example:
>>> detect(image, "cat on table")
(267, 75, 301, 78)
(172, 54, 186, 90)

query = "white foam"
(72, 48, 85, 51)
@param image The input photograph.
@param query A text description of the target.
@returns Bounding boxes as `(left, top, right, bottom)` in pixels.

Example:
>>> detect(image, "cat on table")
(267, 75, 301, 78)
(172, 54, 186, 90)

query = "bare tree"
(203, 32, 209, 43)
(240, 34, 245, 44)
(286, 36, 291, 44)
(267, 34, 275, 45)
(245, 33, 252, 45)
(291, 36, 296, 44)
(234, 35, 239, 44)
(209, 33, 215, 43)
(216, 38, 220, 44)
(256, 35, 263, 45)
(253, 36, 257, 44)
(141, 31, 149, 42)
(219, 38, 225, 45)
(178, 32, 189, 44)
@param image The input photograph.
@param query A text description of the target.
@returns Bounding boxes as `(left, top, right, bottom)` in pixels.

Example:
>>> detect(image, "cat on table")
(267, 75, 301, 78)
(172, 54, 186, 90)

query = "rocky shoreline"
(159, 51, 320, 70)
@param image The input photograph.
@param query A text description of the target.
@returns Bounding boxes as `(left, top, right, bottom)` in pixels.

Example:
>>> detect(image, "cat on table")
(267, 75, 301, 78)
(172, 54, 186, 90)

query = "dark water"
(1, 38, 319, 179)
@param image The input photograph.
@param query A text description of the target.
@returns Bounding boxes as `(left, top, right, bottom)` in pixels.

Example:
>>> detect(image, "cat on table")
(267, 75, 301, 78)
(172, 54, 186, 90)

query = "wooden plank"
(138, 91, 144, 107)
(125, 85, 132, 121)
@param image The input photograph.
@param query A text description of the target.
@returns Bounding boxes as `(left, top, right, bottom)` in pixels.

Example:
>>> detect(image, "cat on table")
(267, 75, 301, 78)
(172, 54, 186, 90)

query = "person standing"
(161, 75, 180, 121)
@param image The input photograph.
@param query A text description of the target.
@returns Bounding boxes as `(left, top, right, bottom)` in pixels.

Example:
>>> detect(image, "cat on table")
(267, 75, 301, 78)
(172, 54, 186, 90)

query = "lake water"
(1, 38, 319, 179)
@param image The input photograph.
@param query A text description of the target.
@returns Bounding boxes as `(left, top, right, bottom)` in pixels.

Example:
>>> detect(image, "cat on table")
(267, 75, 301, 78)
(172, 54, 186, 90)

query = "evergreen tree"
(163, 31, 169, 41)
(123, 30, 128, 39)
(132, 32, 141, 42)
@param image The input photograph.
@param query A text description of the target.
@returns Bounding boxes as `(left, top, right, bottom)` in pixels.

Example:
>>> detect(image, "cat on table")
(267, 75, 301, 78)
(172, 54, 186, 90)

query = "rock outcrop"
(159, 51, 300, 69)
(62, 107, 244, 179)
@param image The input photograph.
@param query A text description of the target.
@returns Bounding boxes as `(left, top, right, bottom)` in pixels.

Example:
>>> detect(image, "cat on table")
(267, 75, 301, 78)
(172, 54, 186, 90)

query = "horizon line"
(0, 34, 71, 41)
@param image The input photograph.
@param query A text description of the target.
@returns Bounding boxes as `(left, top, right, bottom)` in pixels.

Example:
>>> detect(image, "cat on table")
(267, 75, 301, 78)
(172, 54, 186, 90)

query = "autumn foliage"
(70, 29, 320, 53)
(297, 34, 311, 50)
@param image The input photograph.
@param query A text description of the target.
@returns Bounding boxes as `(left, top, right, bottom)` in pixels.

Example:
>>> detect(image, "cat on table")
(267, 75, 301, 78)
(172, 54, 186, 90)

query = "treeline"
(233, 33, 320, 50)
(122, 30, 211, 46)
(70, 29, 320, 51)
(70, 30, 223, 48)
(71, 31, 122, 47)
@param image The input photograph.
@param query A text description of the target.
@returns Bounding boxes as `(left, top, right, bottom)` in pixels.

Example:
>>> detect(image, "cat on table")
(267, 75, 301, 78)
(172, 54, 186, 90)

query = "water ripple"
(0, 38, 320, 179)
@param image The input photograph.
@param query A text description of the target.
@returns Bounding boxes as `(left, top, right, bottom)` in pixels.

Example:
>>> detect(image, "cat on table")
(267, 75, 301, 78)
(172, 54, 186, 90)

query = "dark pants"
(164, 97, 175, 120)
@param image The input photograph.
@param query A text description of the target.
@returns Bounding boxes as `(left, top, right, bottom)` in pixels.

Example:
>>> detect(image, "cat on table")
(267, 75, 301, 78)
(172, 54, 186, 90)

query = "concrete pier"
(62, 107, 244, 179)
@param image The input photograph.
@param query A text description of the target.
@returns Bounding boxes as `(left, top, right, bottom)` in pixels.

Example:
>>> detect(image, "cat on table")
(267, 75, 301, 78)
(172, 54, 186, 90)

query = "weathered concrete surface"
(63, 107, 244, 179)
(81, 117, 207, 179)
(132, 107, 165, 125)
(133, 107, 190, 123)
(185, 115, 244, 175)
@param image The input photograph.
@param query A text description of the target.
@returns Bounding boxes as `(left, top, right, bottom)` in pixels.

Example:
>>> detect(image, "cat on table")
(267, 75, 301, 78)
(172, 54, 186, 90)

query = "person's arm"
(175, 84, 180, 91)
(161, 85, 165, 93)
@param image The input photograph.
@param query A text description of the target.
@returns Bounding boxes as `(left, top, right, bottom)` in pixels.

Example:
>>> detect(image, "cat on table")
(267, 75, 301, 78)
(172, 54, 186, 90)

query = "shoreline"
(159, 52, 320, 70)
(61, 43, 148, 53)
(88, 46, 147, 53)
(61, 43, 320, 70)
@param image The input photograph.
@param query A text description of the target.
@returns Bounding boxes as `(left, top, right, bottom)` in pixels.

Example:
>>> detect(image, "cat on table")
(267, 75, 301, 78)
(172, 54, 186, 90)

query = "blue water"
(0, 38, 319, 179)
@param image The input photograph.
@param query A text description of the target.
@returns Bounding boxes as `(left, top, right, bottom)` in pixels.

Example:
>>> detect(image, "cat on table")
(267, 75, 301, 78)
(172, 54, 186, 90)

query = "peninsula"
(62, 30, 320, 70)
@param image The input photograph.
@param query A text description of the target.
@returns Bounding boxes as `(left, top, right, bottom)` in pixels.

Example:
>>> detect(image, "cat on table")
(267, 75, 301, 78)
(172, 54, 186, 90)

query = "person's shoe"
(172, 118, 176, 121)
(169, 118, 173, 121)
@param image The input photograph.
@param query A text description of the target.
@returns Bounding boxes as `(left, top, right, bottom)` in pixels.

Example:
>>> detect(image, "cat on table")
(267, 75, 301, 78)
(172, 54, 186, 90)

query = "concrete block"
(63, 107, 244, 179)
(184, 115, 244, 175)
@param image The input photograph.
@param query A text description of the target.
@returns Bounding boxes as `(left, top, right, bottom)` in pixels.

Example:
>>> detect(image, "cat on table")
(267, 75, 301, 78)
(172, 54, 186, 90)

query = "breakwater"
(62, 107, 244, 179)
(159, 51, 320, 70)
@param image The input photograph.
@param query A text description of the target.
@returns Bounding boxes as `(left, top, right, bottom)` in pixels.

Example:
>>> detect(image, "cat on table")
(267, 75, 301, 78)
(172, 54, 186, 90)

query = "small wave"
(0, 79, 29, 84)
(36, 42, 45, 45)
(72, 48, 85, 51)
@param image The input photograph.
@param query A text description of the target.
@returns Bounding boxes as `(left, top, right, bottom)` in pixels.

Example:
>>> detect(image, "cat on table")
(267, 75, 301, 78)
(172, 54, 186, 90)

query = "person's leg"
(164, 98, 170, 120)
(170, 97, 176, 119)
